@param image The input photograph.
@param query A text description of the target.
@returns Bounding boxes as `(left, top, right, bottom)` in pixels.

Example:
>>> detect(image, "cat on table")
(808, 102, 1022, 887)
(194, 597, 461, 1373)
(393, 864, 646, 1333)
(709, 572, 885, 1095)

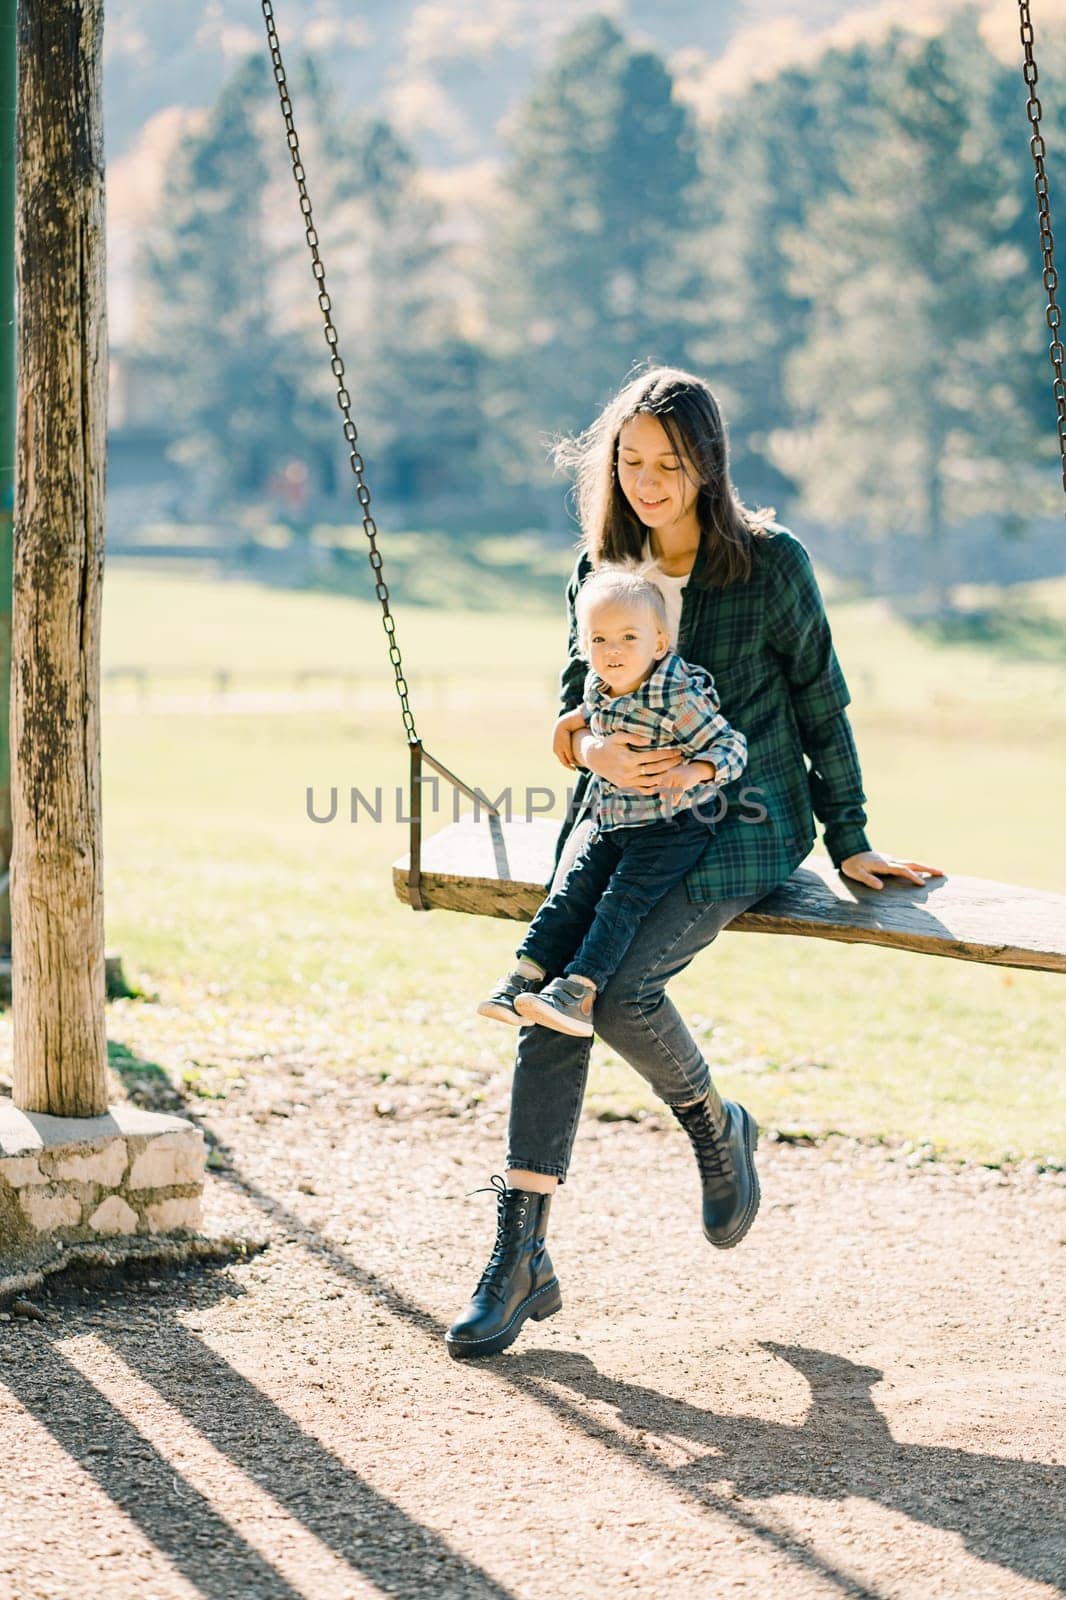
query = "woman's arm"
(553, 707, 589, 770)
(556, 553, 594, 718)
(767, 536, 941, 888)
(570, 726, 685, 791)
(766, 537, 872, 867)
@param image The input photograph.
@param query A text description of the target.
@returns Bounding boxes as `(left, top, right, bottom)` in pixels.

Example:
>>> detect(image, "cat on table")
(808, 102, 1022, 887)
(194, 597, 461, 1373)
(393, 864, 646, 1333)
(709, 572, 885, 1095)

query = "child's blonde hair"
(574, 561, 669, 646)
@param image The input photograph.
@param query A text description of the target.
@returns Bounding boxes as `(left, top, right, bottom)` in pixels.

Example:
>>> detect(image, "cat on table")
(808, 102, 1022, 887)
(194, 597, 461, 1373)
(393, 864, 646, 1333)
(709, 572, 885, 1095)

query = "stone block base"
(0, 1103, 205, 1266)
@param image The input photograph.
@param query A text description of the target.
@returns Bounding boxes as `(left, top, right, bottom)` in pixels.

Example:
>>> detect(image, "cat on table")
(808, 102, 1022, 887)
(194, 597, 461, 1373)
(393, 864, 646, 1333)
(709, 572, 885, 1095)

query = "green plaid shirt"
(554, 525, 871, 902)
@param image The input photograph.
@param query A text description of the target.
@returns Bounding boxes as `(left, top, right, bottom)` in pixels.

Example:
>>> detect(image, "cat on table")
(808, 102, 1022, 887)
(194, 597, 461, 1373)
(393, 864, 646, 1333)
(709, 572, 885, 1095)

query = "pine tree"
(341, 119, 480, 502)
(686, 46, 885, 498)
(135, 55, 479, 514)
(767, 18, 1050, 601)
(135, 54, 307, 508)
(481, 15, 701, 493)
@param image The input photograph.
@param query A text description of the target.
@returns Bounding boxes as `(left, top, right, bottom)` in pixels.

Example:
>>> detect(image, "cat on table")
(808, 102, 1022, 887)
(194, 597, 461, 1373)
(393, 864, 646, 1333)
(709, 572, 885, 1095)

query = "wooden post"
(12, 0, 108, 1116)
(0, 4, 15, 951)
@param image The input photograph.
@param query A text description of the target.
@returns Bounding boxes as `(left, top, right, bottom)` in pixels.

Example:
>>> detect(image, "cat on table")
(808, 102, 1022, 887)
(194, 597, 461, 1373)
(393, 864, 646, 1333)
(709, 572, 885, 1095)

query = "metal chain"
(259, 0, 419, 743)
(1018, 1, 1066, 503)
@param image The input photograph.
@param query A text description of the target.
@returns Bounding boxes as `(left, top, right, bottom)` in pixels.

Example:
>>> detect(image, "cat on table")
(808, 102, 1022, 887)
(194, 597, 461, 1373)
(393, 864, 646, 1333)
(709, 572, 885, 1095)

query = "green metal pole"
(0, 0, 14, 952)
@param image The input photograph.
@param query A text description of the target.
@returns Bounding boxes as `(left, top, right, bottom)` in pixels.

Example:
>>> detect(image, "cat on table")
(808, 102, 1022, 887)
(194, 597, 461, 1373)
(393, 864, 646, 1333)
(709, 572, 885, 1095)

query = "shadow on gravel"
(3, 1325, 305, 1600)
(200, 1143, 885, 1600)
(3, 1270, 518, 1600)
(516, 1346, 1065, 1596)
(207, 1136, 1065, 1600)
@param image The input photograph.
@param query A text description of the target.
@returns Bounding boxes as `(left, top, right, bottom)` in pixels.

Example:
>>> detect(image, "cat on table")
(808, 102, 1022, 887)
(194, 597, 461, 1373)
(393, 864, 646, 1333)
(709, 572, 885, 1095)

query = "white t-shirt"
(641, 537, 690, 648)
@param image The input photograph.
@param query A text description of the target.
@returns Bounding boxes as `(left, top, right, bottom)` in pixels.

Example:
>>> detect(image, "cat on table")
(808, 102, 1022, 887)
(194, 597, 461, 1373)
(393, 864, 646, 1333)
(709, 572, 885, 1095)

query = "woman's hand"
(656, 758, 715, 793)
(839, 850, 945, 890)
(574, 729, 686, 793)
(552, 709, 588, 771)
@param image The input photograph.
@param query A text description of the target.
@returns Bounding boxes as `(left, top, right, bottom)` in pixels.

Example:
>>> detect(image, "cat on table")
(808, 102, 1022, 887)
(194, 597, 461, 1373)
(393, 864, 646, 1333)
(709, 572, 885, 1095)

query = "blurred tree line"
(132, 7, 1064, 571)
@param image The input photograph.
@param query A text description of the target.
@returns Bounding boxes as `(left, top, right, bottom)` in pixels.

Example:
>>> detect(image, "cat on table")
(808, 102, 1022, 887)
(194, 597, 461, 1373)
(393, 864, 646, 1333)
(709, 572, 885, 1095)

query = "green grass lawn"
(6, 555, 1062, 1170)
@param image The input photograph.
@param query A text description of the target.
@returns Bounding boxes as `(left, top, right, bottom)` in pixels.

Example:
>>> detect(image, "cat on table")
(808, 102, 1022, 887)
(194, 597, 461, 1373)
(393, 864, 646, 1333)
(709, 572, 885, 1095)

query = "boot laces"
(677, 1101, 735, 1193)
(471, 1174, 532, 1298)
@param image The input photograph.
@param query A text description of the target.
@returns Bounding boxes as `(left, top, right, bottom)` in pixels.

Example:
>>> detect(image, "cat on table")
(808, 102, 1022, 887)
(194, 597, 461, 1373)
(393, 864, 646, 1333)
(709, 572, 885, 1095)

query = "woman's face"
(616, 413, 702, 533)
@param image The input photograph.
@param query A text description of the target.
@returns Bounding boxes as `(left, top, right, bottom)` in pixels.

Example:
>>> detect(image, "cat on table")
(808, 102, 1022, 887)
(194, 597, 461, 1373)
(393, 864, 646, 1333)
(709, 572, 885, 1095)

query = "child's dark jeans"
(517, 805, 713, 993)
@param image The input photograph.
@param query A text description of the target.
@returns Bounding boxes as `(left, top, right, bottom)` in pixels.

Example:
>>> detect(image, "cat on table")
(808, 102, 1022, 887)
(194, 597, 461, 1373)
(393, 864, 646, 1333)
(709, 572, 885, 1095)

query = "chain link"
(1018, 1, 1066, 504)
(259, 0, 419, 742)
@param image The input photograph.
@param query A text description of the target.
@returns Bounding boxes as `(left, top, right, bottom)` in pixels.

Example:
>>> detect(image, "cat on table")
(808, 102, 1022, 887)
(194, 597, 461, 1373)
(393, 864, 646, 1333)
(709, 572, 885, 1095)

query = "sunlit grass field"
(31, 554, 1064, 1168)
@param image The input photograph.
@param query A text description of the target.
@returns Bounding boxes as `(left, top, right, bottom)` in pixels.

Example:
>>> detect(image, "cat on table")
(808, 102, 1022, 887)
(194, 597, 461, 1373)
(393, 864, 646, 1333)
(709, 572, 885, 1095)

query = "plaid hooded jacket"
(582, 652, 748, 829)
(553, 525, 871, 903)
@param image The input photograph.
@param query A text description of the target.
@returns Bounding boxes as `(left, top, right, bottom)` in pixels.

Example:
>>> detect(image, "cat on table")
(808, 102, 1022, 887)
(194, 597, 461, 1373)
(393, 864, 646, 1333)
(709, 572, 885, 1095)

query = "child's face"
(584, 599, 668, 697)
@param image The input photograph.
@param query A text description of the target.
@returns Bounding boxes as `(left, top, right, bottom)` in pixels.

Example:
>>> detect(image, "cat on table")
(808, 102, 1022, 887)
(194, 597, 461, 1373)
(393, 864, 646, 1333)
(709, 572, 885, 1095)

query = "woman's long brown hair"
(553, 365, 775, 588)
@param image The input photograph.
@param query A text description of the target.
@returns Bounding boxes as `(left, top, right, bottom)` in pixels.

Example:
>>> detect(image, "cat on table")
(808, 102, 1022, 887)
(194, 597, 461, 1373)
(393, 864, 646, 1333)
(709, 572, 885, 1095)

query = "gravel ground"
(1, 1062, 1063, 1600)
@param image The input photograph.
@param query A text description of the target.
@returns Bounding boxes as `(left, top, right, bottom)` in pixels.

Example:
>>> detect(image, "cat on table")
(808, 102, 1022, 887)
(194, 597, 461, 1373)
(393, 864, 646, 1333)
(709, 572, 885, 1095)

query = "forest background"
(107, 0, 1066, 598)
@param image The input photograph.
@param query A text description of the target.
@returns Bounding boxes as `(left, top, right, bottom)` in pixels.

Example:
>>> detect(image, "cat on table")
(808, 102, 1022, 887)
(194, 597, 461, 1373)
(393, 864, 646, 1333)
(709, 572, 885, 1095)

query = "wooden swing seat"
(393, 818, 1066, 974)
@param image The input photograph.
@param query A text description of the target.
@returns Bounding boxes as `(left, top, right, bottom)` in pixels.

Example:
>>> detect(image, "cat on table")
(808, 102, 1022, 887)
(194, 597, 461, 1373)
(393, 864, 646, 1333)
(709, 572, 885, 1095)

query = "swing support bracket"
(407, 741, 501, 912)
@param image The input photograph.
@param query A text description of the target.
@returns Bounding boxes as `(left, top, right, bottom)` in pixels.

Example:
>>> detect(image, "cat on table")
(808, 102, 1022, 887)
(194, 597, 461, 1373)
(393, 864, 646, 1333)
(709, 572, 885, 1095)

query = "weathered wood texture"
(12, 0, 108, 1114)
(394, 819, 1066, 974)
(0, 952, 129, 1007)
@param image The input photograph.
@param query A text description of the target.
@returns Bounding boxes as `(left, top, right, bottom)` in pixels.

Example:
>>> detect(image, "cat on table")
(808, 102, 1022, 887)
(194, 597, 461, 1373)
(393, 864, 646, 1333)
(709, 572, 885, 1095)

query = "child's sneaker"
(476, 969, 544, 1026)
(513, 976, 596, 1037)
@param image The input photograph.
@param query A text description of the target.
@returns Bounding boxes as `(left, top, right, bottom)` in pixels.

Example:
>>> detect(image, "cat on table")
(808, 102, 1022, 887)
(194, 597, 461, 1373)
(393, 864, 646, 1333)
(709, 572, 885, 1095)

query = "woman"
(445, 367, 942, 1360)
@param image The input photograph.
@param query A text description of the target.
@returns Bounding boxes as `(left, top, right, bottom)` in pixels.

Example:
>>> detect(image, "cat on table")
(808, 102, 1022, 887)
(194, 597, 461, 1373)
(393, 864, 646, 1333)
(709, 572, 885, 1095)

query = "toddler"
(477, 565, 747, 1037)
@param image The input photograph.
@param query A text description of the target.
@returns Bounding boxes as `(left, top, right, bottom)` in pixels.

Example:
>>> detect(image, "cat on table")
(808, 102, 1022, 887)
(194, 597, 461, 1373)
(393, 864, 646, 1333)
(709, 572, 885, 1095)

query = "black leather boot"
(445, 1176, 562, 1359)
(673, 1087, 760, 1248)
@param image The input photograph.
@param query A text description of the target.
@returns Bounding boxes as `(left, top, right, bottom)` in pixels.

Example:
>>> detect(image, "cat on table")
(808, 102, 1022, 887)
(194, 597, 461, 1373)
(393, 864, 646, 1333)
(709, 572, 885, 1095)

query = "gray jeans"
(506, 817, 770, 1181)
